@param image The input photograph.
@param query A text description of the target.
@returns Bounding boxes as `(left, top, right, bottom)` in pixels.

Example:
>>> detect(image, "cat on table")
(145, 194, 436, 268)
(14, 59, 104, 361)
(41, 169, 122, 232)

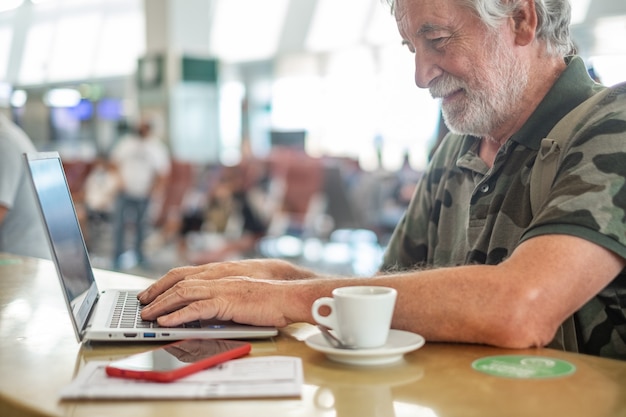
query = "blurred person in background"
(179, 159, 272, 265)
(0, 106, 49, 259)
(110, 120, 170, 270)
(77, 154, 121, 250)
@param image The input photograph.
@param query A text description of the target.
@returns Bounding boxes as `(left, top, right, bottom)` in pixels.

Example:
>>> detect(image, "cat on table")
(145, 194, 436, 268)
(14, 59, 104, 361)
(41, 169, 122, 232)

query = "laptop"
(23, 151, 277, 343)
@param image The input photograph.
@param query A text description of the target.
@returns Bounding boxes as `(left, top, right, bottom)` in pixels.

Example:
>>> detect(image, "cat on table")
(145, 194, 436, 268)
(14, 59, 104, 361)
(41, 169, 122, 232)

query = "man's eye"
(429, 37, 448, 47)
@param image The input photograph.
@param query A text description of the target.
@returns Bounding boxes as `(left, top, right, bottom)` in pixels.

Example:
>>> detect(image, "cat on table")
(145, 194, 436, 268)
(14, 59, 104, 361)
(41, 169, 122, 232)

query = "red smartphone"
(105, 339, 251, 383)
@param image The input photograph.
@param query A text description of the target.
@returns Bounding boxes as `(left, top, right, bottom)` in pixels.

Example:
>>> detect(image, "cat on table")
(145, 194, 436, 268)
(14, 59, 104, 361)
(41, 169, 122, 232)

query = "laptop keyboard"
(109, 291, 154, 329)
(109, 291, 202, 329)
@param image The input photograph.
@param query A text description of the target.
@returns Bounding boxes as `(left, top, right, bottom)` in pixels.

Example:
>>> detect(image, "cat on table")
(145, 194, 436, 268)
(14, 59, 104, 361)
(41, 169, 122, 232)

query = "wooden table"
(1, 253, 626, 417)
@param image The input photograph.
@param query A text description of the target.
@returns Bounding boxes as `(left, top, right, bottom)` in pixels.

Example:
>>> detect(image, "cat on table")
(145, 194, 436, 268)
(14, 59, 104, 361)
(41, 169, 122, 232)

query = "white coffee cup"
(311, 286, 397, 349)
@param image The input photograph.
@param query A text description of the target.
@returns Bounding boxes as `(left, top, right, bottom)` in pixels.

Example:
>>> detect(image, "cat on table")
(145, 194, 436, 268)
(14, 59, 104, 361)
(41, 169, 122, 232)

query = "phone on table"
(105, 339, 252, 383)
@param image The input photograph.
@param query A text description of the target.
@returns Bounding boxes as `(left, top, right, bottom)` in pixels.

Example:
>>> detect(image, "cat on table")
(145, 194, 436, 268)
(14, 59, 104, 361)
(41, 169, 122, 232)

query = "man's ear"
(512, 0, 538, 46)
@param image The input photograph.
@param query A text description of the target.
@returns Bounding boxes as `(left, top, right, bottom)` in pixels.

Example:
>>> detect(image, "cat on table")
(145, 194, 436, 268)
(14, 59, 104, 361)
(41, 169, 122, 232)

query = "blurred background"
(1, 0, 625, 278)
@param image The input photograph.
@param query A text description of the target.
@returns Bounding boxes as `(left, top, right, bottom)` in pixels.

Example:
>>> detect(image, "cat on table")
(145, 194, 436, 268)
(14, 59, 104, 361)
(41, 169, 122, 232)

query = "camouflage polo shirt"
(381, 56, 626, 359)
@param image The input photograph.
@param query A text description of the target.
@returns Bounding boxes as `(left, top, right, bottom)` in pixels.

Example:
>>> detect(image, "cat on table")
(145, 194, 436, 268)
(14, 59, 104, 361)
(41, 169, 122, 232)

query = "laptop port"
(123, 333, 137, 337)
(143, 332, 156, 338)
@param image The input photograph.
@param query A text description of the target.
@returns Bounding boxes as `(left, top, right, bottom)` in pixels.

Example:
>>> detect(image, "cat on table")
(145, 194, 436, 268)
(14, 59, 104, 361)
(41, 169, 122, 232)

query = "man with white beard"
(138, 0, 626, 359)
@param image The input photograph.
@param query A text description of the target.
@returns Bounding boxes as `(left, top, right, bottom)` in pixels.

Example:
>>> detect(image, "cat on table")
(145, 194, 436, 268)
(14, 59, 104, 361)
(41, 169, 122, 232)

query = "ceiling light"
(0, 0, 24, 13)
(10, 89, 27, 107)
(43, 88, 81, 107)
(306, 0, 372, 52)
(209, 0, 289, 62)
(570, 0, 592, 25)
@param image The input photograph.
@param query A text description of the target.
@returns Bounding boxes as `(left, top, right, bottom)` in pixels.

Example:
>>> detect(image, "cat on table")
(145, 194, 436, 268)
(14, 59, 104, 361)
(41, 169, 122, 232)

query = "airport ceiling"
(1, 0, 625, 88)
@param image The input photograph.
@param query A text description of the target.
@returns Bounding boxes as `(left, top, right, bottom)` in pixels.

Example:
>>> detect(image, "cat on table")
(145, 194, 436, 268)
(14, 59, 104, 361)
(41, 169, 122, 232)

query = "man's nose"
(413, 49, 442, 89)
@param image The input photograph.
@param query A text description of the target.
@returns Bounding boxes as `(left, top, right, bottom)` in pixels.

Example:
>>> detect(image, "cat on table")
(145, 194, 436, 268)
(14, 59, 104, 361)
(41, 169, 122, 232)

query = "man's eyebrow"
(416, 23, 449, 36)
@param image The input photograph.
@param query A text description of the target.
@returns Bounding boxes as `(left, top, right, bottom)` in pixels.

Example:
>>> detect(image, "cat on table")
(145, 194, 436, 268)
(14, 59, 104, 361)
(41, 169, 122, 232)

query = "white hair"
(384, 0, 574, 57)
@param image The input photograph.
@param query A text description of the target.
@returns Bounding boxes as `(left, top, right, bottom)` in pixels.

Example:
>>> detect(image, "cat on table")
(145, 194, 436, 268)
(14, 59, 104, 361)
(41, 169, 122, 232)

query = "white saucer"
(305, 329, 425, 366)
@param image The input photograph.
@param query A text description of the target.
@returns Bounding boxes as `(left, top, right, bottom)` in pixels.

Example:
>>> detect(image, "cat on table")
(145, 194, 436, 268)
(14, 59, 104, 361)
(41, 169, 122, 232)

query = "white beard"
(430, 31, 530, 139)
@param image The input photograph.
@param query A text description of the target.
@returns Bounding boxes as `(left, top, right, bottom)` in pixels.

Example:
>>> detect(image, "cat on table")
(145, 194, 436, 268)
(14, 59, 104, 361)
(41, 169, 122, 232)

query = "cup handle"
(312, 297, 336, 329)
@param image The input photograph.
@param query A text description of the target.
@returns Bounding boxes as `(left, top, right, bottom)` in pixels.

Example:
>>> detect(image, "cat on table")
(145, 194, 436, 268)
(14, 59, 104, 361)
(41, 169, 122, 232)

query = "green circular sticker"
(472, 355, 576, 379)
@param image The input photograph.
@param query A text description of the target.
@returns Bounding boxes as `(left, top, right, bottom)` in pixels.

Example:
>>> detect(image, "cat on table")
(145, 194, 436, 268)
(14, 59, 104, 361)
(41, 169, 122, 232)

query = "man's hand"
(139, 275, 293, 328)
(138, 259, 313, 306)
(137, 258, 318, 327)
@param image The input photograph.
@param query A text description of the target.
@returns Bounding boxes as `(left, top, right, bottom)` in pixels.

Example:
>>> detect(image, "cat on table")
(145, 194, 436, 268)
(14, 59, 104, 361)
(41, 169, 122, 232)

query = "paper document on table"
(60, 356, 303, 400)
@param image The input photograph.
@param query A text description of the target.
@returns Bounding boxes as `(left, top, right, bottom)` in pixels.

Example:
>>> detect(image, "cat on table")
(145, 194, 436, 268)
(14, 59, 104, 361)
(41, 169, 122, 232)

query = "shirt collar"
(510, 55, 602, 150)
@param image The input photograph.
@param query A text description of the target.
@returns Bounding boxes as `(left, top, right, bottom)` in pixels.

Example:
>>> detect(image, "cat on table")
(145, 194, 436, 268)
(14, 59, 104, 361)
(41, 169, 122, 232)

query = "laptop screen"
(24, 152, 99, 338)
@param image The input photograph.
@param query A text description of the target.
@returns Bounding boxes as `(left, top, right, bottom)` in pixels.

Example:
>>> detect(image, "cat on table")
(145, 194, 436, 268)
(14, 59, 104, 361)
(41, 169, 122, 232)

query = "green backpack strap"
(529, 82, 626, 352)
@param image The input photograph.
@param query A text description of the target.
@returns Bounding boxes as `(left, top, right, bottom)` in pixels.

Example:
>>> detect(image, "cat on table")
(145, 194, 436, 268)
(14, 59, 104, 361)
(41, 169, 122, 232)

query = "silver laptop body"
(24, 151, 277, 342)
